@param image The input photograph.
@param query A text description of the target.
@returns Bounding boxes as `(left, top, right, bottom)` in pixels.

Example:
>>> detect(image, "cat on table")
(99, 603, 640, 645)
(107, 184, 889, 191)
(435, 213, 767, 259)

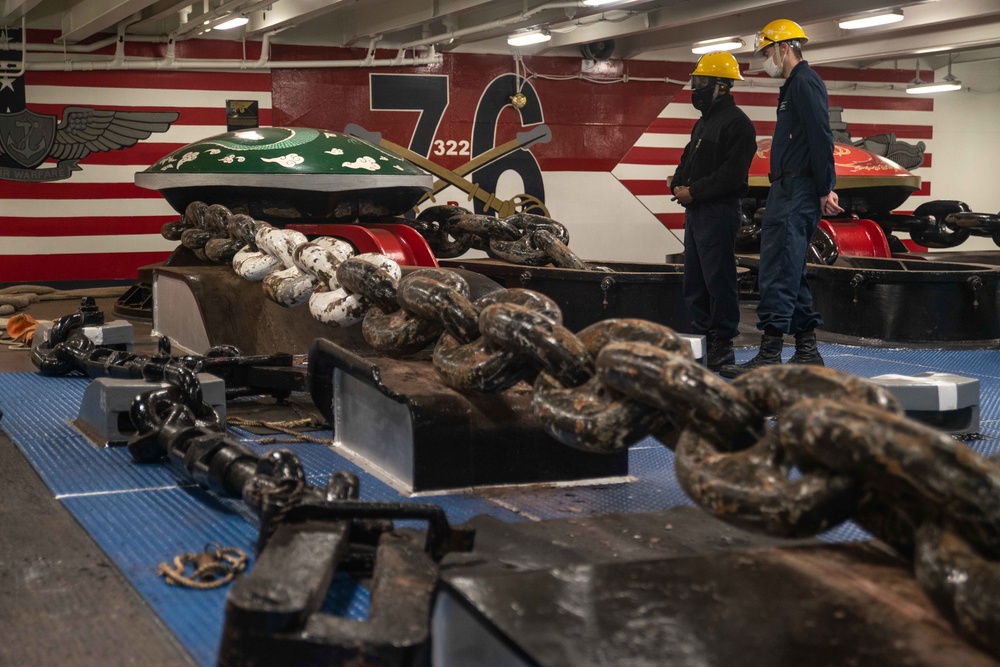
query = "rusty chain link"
(161, 201, 1000, 656)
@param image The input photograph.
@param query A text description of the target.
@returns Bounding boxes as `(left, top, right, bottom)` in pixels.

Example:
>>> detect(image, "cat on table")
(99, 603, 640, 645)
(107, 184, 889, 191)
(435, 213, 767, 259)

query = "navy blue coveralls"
(757, 60, 837, 335)
(671, 94, 757, 342)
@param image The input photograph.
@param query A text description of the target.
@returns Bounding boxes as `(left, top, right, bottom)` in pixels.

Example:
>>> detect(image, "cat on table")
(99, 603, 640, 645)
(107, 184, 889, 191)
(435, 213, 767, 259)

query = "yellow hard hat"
(754, 18, 809, 55)
(691, 51, 744, 81)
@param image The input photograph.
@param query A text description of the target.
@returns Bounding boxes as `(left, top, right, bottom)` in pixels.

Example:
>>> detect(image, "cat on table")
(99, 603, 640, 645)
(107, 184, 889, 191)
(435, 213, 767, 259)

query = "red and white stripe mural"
(1, 43, 940, 284)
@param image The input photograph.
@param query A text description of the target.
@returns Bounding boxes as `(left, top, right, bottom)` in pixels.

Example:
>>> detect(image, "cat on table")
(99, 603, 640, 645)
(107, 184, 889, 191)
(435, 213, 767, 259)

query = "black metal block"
(309, 338, 629, 493)
(435, 511, 997, 667)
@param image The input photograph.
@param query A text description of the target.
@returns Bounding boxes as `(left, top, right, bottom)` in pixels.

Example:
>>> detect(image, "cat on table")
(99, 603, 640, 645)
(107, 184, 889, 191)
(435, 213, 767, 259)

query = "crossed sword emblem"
(345, 123, 551, 218)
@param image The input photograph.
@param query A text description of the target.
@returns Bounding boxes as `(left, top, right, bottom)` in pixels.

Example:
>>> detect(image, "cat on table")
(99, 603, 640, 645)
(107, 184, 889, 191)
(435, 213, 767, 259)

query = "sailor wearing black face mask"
(669, 51, 757, 371)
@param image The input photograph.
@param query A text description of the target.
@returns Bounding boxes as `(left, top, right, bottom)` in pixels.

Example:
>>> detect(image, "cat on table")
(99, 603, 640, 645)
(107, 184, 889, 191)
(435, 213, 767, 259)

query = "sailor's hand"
(821, 191, 844, 216)
(671, 186, 693, 206)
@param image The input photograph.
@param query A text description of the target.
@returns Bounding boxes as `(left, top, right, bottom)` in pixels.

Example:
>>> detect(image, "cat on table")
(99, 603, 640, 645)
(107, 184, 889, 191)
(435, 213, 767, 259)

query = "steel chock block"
(683, 333, 706, 366)
(33, 319, 135, 352)
(308, 338, 629, 493)
(75, 372, 226, 447)
(870, 372, 980, 434)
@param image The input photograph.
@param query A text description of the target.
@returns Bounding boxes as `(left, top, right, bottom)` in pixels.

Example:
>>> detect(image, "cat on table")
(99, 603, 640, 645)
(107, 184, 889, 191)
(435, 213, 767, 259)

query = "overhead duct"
(15, 31, 442, 72)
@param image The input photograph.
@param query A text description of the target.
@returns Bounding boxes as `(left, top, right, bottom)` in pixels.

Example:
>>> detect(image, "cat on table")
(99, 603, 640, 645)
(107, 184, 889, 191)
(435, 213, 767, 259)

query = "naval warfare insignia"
(0, 106, 178, 182)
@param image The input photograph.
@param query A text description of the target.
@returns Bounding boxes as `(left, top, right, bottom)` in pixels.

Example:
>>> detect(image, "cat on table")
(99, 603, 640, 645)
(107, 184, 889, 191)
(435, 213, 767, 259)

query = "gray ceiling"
(12, 0, 1000, 72)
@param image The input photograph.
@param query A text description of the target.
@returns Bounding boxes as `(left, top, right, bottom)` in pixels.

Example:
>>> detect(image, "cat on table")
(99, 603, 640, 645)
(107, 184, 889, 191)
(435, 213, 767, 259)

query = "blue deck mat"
(1, 343, 998, 665)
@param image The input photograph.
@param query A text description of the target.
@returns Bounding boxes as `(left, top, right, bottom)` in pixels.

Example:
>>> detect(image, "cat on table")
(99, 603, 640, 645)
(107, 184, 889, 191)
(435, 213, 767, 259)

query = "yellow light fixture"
(838, 8, 903, 30)
(692, 37, 745, 54)
(507, 29, 551, 47)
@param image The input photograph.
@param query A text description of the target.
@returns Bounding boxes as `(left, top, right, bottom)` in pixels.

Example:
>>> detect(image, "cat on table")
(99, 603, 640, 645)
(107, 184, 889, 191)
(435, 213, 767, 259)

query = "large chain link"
(162, 201, 1000, 655)
(411, 204, 606, 269)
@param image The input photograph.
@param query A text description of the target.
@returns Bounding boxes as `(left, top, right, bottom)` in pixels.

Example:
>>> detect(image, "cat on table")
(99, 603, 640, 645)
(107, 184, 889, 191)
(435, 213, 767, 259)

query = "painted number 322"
(432, 139, 471, 156)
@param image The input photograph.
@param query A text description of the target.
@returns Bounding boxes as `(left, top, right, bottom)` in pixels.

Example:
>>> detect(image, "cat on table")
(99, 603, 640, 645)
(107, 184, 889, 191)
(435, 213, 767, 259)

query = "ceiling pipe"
(19, 30, 442, 71)
(401, 0, 589, 49)
(8, 33, 166, 52)
(6, 16, 26, 80)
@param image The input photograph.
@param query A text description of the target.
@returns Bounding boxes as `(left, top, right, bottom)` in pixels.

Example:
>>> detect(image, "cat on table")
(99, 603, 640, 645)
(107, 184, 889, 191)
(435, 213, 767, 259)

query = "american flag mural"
(0, 68, 272, 284)
(613, 67, 934, 231)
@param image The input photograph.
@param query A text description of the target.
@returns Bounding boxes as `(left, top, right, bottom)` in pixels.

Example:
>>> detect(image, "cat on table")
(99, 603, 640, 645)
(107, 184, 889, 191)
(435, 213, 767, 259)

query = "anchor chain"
(413, 204, 610, 269)
(125, 373, 475, 560)
(870, 201, 1000, 249)
(125, 371, 475, 664)
(167, 200, 608, 282)
(30, 304, 302, 402)
(331, 263, 1000, 656)
(159, 201, 1000, 654)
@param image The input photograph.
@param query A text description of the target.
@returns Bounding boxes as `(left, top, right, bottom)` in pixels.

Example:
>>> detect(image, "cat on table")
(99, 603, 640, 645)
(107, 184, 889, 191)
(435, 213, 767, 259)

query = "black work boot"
(788, 330, 824, 366)
(718, 332, 784, 378)
(706, 337, 735, 371)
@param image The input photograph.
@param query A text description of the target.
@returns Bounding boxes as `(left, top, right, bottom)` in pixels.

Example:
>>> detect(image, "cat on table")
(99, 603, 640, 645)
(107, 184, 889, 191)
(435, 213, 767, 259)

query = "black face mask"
(691, 85, 718, 112)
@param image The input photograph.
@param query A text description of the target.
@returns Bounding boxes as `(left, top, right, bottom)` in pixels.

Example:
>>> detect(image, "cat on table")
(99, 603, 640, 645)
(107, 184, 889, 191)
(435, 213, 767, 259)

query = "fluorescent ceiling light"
(584, 0, 626, 5)
(214, 16, 249, 30)
(507, 29, 551, 47)
(906, 77, 962, 94)
(692, 37, 745, 54)
(838, 9, 904, 30)
(907, 56, 962, 94)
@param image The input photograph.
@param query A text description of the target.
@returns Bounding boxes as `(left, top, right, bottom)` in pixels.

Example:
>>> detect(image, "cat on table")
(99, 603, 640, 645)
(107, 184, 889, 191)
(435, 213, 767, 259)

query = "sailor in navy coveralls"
(721, 18, 843, 378)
